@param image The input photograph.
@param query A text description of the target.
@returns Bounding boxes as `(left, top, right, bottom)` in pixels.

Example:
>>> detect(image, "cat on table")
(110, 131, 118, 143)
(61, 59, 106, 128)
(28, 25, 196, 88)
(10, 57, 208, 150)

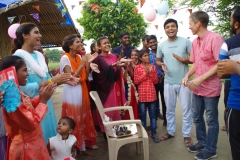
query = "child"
(122, 49, 139, 120)
(0, 56, 55, 159)
(134, 50, 160, 143)
(48, 117, 77, 160)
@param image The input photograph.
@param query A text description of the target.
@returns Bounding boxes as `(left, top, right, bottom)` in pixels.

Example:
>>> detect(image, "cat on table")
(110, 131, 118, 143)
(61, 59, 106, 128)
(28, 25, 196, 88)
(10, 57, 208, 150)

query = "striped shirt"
(219, 34, 240, 110)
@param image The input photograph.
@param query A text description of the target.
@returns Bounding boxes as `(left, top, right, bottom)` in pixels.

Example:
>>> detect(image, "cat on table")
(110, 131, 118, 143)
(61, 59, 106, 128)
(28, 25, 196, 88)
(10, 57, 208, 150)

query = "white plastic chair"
(89, 91, 149, 160)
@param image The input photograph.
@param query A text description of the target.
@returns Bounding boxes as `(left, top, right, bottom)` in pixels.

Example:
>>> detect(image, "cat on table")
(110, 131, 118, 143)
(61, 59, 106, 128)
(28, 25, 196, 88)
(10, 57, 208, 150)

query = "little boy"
(48, 117, 77, 160)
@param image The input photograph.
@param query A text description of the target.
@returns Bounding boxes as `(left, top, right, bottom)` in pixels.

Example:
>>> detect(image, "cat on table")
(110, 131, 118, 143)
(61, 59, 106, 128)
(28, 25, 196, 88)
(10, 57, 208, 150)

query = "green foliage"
(172, 0, 240, 39)
(77, 0, 148, 48)
(44, 49, 63, 62)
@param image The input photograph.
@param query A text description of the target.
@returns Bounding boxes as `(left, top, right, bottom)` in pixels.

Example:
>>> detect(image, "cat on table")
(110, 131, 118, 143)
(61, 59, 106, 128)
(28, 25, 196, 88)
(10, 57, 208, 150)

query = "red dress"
(2, 93, 49, 160)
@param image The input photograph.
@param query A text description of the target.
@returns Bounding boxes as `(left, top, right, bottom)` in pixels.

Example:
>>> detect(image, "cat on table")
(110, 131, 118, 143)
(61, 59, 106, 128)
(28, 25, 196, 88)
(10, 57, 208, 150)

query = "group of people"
(0, 7, 239, 160)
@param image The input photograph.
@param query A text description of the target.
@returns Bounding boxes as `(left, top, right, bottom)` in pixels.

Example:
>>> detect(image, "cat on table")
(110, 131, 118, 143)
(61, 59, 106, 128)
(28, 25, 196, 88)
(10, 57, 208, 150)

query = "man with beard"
(182, 11, 224, 160)
(156, 19, 193, 147)
(113, 32, 135, 58)
(147, 35, 166, 125)
(217, 6, 240, 160)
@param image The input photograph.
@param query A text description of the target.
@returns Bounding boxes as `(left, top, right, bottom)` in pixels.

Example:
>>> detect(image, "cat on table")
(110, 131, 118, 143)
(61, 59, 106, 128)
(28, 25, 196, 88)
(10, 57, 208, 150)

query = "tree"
(168, 0, 240, 38)
(44, 49, 63, 62)
(77, 0, 148, 48)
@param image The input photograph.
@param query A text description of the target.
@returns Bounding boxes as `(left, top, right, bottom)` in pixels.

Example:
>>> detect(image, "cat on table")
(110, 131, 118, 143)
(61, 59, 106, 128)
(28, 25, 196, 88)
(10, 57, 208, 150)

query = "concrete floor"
(52, 86, 231, 160)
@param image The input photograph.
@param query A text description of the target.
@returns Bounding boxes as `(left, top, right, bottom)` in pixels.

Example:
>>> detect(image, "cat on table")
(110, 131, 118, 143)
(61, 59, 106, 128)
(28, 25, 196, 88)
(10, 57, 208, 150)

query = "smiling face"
(69, 37, 82, 52)
(131, 51, 138, 62)
(120, 34, 130, 45)
(189, 18, 200, 35)
(164, 22, 178, 39)
(23, 27, 42, 47)
(98, 38, 111, 54)
(148, 39, 157, 50)
(17, 62, 28, 86)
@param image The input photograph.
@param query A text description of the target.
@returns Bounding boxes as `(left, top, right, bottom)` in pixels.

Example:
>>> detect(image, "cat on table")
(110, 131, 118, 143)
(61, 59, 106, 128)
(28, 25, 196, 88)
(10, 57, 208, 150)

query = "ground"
(52, 85, 231, 160)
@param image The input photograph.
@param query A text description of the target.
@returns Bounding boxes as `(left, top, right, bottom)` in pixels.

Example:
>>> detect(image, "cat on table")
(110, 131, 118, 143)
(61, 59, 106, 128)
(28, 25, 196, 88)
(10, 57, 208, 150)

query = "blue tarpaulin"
(0, 0, 21, 8)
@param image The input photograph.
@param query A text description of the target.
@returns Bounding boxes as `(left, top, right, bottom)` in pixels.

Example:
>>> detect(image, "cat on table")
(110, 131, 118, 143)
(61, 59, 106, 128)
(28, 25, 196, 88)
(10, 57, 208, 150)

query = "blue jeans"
(139, 101, 157, 135)
(192, 94, 220, 154)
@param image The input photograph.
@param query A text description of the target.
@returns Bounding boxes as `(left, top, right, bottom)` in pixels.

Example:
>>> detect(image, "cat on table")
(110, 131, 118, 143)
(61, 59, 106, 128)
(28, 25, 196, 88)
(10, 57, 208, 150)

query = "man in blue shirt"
(148, 35, 166, 125)
(217, 6, 240, 160)
(112, 32, 135, 58)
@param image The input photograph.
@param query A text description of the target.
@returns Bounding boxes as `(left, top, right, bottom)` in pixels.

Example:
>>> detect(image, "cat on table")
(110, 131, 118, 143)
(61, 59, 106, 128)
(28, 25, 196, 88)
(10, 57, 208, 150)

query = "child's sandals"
(151, 134, 161, 143)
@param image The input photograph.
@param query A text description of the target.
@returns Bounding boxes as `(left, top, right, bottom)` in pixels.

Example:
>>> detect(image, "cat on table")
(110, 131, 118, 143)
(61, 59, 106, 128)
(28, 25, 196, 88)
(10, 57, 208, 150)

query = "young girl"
(91, 37, 127, 149)
(48, 117, 77, 160)
(122, 49, 139, 120)
(0, 56, 55, 159)
(60, 34, 97, 156)
(134, 50, 160, 143)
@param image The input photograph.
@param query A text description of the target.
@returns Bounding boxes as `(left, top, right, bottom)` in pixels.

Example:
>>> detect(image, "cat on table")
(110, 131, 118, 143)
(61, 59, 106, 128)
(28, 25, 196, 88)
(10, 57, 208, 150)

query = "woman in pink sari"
(91, 37, 126, 141)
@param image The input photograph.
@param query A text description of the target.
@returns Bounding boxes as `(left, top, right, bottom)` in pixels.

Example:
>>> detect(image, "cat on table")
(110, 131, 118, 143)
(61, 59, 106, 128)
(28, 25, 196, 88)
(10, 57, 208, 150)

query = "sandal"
(151, 134, 161, 143)
(160, 133, 174, 141)
(184, 137, 193, 147)
(86, 144, 100, 150)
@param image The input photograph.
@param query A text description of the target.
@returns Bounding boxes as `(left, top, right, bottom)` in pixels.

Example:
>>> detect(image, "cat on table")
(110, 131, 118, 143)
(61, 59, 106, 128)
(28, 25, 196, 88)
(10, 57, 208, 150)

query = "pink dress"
(2, 93, 49, 160)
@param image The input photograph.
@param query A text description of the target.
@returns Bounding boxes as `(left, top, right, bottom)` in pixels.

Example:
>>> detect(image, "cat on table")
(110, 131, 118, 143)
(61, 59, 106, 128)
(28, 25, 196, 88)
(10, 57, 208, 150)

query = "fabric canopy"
(0, 0, 20, 8)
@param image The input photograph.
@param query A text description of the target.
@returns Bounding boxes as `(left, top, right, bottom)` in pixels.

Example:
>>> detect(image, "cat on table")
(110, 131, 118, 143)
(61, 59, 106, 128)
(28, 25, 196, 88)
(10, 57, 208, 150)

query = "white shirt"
(49, 134, 76, 160)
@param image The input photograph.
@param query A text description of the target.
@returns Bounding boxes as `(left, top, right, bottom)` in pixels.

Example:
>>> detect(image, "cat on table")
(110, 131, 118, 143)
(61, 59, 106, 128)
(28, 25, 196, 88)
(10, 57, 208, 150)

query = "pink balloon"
(8, 23, 20, 39)
(144, 5, 156, 22)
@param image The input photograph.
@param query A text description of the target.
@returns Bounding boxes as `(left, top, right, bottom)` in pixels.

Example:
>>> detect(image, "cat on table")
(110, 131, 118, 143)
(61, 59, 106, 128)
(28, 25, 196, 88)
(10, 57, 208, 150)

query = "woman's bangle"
(48, 78, 52, 83)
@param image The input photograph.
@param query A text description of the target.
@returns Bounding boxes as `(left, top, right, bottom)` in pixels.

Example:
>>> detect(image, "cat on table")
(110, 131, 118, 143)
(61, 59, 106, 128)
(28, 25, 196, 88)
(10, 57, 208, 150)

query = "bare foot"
(79, 150, 95, 157)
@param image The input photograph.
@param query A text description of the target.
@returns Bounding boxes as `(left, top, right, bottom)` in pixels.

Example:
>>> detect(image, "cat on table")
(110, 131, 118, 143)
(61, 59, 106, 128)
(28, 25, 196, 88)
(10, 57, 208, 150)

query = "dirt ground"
(52, 85, 231, 160)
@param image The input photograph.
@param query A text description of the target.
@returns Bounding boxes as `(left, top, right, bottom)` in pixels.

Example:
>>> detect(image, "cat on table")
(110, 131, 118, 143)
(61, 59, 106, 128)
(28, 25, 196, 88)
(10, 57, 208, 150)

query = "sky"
(63, 0, 211, 51)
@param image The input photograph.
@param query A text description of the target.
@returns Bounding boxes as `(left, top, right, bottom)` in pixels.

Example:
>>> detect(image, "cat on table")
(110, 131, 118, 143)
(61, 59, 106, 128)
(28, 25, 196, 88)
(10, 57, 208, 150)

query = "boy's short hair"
(60, 117, 76, 130)
(142, 35, 149, 41)
(147, 35, 157, 43)
(119, 32, 130, 39)
(164, 18, 178, 29)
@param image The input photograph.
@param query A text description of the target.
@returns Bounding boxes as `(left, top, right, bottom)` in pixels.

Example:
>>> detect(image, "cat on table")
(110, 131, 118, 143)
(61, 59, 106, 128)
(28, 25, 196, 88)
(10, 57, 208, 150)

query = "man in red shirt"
(183, 11, 224, 160)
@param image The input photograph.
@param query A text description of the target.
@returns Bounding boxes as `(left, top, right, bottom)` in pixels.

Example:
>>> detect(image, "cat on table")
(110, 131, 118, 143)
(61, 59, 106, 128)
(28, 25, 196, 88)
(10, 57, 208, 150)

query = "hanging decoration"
(90, 4, 99, 14)
(61, 8, 67, 17)
(84, 6, 88, 10)
(114, 25, 117, 29)
(173, 9, 177, 14)
(55, 3, 62, 8)
(103, 0, 108, 5)
(8, 16, 16, 24)
(179, 21, 183, 25)
(30, 13, 40, 22)
(100, 7, 105, 11)
(71, 5, 76, 10)
(120, 0, 124, 2)
(154, 25, 158, 30)
(134, 9, 138, 15)
(116, 8, 121, 14)
(188, 9, 192, 14)
(79, 1, 85, 5)
(32, 5, 40, 12)
(127, 26, 131, 30)
(140, 0, 146, 8)
(156, 0, 169, 15)
(110, 34, 114, 38)
(8, 23, 20, 39)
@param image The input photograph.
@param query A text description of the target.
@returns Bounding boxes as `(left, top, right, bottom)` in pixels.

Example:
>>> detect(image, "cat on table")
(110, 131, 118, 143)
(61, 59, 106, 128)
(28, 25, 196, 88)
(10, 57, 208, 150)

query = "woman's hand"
(49, 68, 58, 76)
(90, 63, 100, 73)
(52, 73, 71, 85)
(39, 83, 57, 104)
(87, 53, 98, 63)
(66, 76, 79, 86)
(120, 57, 134, 63)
